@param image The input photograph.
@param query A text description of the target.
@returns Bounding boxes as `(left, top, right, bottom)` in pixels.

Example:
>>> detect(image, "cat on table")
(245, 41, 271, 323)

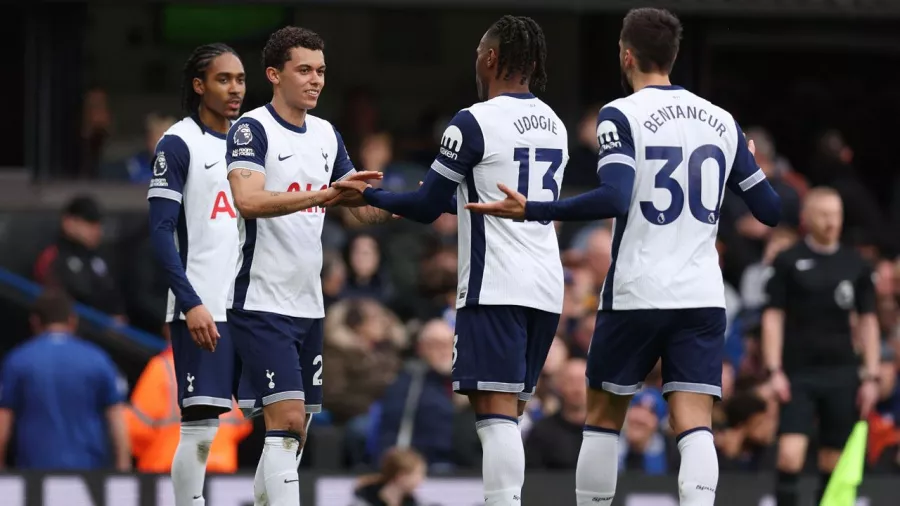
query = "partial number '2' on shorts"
(228, 308, 324, 415)
(587, 307, 726, 399)
(452, 305, 561, 401)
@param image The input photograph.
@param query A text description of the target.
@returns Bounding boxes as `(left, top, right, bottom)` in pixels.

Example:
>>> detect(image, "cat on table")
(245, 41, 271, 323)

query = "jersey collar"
(190, 115, 227, 140)
(500, 92, 536, 99)
(266, 103, 308, 133)
(644, 85, 684, 91)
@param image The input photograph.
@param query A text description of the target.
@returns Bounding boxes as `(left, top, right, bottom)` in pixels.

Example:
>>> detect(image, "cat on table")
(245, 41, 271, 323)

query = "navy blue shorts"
(587, 308, 725, 399)
(452, 305, 560, 401)
(170, 320, 239, 412)
(228, 308, 324, 413)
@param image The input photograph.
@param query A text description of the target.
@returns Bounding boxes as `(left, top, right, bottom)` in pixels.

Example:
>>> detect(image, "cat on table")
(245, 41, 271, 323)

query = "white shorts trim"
(662, 381, 722, 399)
(262, 390, 305, 406)
(452, 381, 525, 394)
(601, 381, 644, 396)
(182, 396, 232, 409)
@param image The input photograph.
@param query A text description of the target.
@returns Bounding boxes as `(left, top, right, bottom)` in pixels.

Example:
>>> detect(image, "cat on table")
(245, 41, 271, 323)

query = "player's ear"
(265, 66, 280, 85)
(623, 48, 635, 70)
(192, 77, 204, 98)
(486, 48, 497, 68)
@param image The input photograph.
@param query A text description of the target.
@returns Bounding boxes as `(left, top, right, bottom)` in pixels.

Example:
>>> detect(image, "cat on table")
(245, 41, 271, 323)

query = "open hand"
(185, 304, 219, 352)
(464, 183, 527, 220)
(345, 170, 384, 183)
(331, 179, 371, 196)
(323, 171, 383, 208)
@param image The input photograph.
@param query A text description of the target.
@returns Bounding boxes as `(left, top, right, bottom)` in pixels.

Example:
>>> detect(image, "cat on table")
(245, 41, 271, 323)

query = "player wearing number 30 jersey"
(332, 16, 565, 506)
(467, 9, 782, 506)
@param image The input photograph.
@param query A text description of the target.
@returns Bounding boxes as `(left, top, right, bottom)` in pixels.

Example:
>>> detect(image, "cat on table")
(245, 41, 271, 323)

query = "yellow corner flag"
(820, 421, 869, 506)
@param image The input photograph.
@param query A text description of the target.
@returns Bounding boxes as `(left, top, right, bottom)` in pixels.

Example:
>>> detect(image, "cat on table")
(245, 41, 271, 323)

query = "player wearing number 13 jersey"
(467, 9, 782, 506)
(333, 16, 564, 506)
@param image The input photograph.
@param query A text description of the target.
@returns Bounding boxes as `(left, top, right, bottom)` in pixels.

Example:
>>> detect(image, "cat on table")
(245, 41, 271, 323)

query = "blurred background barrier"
(0, 471, 889, 506)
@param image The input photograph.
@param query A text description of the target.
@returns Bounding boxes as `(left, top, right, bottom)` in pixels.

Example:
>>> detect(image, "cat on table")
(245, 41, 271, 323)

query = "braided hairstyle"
(181, 43, 240, 114)
(486, 15, 549, 91)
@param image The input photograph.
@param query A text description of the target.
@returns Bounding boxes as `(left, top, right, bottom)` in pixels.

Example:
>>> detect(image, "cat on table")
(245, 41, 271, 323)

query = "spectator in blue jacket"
(0, 290, 131, 470)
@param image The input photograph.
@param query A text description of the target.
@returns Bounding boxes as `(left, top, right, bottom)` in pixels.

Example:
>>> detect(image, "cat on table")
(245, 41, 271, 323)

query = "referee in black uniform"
(761, 187, 880, 506)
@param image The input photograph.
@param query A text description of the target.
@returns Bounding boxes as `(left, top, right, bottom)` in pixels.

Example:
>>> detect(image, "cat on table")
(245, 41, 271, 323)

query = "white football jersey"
(147, 117, 239, 322)
(225, 104, 356, 319)
(597, 85, 766, 310)
(432, 93, 568, 315)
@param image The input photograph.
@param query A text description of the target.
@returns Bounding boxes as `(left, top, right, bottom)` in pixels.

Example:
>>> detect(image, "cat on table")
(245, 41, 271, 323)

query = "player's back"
(602, 85, 742, 311)
(457, 93, 568, 314)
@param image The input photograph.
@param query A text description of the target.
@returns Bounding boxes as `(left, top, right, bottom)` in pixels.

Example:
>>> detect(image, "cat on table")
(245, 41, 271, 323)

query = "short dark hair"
(181, 43, 241, 114)
(63, 195, 102, 223)
(620, 8, 683, 74)
(263, 26, 325, 71)
(32, 289, 74, 326)
(486, 15, 549, 92)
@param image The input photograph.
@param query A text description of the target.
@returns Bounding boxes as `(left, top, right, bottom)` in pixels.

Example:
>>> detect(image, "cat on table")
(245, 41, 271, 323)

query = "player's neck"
(487, 78, 531, 101)
(270, 95, 307, 129)
(805, 235, 840, 254)
(39, 324, 71, 335)
(630, 72, 672, 93)
(197, 105, 230, 135)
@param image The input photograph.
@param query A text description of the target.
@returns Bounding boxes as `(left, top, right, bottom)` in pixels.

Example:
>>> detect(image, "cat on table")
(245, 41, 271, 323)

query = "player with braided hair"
(333, 16, 563, 506)
(477, 15, 548, 96)
(148, 43, 247, 506)
(518, 16, 548, 92)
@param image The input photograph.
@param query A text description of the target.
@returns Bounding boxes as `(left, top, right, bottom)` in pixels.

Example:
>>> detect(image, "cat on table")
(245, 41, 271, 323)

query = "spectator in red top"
(34, 196, 126, 321)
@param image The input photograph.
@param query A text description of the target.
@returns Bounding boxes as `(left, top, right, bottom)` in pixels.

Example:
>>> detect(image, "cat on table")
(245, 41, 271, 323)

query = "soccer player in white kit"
(468, 9, 783, 506)
(147, 44, 245, 506)
(225, 27, 389, 506)
(334, 16, 566, 506)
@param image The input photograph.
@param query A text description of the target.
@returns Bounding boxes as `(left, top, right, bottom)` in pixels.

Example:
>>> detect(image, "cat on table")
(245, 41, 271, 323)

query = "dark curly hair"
(486, 15, 549, 92)
(263, 26, 326, 71)
(620, 8, 683, 74)
(181, 43, 240, 114)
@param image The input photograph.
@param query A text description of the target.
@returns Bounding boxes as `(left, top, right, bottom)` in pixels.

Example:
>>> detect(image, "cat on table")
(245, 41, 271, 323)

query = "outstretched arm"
(333, 110, 482, 223)
(466, 105, 635, 221)
(226, 118, 372, 219)
(228, 169, 338, 219)
(337, 170, 459, 224)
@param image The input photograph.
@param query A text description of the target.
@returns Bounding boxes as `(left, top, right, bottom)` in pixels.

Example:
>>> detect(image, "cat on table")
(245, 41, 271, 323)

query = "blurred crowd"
(3, 91, 900, 477)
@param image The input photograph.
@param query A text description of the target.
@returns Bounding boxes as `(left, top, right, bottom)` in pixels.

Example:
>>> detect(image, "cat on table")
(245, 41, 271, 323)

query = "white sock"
(263, 432, 301, 506)
(254, 446, 268, 506)
(677, 428, 718, 506)
(575, 427, 619, 506)
(171, 420, 219, 506)
(476, 416, 524, 506)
